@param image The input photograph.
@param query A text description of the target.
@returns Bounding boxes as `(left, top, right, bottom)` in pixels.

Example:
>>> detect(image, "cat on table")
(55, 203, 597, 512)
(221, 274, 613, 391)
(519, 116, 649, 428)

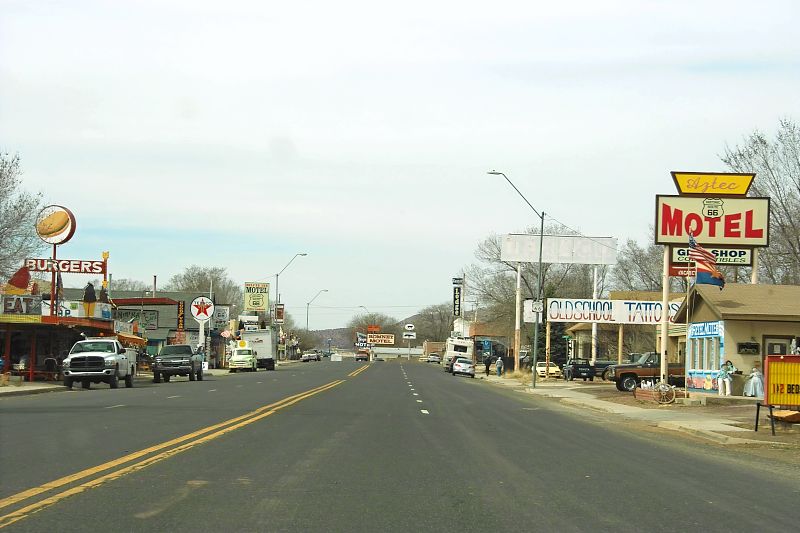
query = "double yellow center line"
(348, 364, 370, 378)
(0, 378, 350, 529)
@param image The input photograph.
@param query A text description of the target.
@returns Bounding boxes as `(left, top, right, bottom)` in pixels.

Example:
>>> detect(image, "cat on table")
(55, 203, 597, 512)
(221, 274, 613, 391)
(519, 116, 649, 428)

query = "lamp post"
(138, 290, 151, 336)
(488, 170, 545, 388)
(275, 253, 308, 304)
(306, 289, 328, 330)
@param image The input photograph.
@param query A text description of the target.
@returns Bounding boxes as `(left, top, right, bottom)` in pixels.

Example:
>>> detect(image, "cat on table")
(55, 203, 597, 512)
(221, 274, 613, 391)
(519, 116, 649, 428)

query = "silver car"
(452, 358, 475, 378)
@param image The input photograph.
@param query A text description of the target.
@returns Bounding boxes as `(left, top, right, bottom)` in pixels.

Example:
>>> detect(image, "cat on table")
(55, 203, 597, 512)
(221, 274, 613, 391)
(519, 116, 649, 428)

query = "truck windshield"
(236, 350, 253, 355)
(161, 345, 193, 356)
(71, 342, 115, 354)
(638, 353, 657, 365)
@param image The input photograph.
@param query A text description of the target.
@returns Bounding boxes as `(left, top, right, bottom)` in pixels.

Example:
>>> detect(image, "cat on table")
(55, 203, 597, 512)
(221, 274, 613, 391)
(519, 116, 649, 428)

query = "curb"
(0, 386, 67, 398)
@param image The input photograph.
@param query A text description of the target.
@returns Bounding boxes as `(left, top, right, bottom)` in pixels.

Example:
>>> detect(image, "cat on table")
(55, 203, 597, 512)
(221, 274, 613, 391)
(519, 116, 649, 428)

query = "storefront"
(675, 284, 800, 394)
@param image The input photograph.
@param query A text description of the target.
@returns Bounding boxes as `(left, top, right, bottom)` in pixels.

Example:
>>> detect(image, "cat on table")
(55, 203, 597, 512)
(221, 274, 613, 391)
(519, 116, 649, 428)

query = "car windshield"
(236, 350, 253, 355)
(160, 345, 193, 356)
(70, 342, 115, 354)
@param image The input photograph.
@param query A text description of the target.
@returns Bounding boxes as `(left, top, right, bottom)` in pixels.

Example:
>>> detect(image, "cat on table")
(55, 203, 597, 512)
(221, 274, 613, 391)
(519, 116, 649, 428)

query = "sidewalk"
(477, 373, 798, 446)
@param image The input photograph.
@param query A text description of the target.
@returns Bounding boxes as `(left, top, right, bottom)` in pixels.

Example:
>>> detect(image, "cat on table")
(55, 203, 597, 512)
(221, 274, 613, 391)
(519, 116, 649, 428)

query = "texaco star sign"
(190, 296, 215, 322)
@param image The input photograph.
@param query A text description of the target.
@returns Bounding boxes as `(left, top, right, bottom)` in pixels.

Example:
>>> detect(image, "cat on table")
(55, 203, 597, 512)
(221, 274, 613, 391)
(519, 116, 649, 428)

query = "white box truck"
(239, 328, 277, 370)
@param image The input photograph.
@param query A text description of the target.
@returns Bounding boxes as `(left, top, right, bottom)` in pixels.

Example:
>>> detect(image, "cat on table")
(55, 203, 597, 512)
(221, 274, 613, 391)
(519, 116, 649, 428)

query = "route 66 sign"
(701, 198, 724, 218)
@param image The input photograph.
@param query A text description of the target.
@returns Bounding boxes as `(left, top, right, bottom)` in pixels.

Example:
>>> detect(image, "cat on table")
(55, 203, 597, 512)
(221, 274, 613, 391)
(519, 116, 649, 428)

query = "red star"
(193, 300, 212, 317)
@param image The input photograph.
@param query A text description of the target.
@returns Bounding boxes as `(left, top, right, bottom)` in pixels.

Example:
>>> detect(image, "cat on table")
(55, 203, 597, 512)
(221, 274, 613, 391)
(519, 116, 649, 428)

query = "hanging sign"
(244, 282, 270, 312)
(35, 205, 76, 245)
(453, 286, 462, 317)
(655, 195, 769, 246)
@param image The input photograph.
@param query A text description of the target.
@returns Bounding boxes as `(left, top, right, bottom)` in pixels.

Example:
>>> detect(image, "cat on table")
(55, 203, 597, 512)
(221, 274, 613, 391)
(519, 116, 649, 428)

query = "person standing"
(495, 356, 504, 377)
(484, 354, 491, 376)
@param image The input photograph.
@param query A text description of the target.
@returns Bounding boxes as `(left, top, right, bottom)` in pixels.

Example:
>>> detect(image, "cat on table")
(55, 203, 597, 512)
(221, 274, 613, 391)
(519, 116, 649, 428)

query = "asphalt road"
(1, 360, 798, 532)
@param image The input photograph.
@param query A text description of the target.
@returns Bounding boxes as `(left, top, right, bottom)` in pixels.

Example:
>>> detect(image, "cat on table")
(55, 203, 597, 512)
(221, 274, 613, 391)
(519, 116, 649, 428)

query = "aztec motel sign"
(655, 196, 769, 247)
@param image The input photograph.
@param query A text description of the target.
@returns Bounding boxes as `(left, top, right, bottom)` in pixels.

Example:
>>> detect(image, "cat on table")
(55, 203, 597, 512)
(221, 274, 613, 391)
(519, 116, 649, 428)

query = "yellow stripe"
(348, 364, 370, 377)
(0, 380, 342, 526)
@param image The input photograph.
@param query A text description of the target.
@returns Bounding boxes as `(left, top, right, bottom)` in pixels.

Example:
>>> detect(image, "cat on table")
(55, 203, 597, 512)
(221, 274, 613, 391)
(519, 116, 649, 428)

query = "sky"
(2, 0, 799, 329)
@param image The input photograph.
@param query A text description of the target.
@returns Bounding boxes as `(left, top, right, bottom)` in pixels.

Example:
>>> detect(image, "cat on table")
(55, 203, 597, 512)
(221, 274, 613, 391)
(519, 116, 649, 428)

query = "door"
(761, 335, 794, 371)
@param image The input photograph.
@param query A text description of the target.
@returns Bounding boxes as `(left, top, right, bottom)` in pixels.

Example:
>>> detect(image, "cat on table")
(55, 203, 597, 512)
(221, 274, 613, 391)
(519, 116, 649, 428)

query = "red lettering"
(744, 210, 764, 239)
(661, 204, 682, 236)
(685, 213, 702, 235)
(724, 213, 741, 238)
(704, 217, 720, 237)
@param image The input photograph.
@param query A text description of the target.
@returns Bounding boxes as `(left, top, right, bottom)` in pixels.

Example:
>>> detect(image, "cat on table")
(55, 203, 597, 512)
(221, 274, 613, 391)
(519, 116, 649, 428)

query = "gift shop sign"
(25, 258, 107, 274)
(655, 196, 769, 246)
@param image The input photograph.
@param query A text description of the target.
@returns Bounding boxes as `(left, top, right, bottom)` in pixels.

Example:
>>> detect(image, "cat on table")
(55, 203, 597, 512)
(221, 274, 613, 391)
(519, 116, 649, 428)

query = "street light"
(488, 170, 545, 388)
(306, 289, 328, 330)
(275, 253, 308, 304)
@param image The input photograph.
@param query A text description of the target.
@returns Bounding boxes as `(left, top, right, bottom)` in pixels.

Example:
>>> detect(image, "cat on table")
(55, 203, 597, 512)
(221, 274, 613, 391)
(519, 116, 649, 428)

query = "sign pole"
(659, 246, 670, 383)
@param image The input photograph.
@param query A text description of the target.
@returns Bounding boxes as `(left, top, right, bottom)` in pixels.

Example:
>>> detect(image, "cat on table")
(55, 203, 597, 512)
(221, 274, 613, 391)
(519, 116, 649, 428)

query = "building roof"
(674, 283, 800, 322)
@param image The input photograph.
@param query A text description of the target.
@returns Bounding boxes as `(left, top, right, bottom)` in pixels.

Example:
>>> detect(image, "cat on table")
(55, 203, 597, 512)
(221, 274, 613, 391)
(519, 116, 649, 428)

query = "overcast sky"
(2, 0, 799, 329)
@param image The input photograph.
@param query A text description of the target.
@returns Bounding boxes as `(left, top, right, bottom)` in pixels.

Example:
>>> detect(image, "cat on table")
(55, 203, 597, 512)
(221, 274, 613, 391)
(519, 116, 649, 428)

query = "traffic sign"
(404, 323, 415, 331)
(402, 332, 416, 340)
(531, 300, 544, 313)
(452, 277, 464, 286)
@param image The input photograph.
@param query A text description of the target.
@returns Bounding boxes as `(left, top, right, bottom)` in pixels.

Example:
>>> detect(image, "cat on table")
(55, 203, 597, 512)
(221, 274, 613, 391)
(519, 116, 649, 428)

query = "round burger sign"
(35, 205, 76, 245)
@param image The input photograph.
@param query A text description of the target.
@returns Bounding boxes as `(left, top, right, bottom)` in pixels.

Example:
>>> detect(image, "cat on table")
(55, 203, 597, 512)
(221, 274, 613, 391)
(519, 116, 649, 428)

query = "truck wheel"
(153, 372, 161, 384)
(82, 380, 90, 389)
(64, 377, 73, 389)
(125, 372, 133, 388)
(197, 369, 203, 381)
(620, 375, 638, 392)
(603, 369, 613, 381)
(189, 369, 196, 381)
(109, 373, 119, 389)
(589, 376, 594, 382)
(615, 380, 626, 392)
(164, 374, 171, 383)
(229, 369, 236, 373)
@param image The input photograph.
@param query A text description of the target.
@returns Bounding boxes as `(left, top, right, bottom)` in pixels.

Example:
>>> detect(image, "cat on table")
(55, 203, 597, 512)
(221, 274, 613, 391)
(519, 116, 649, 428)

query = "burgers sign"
(35, 205, 76, 245)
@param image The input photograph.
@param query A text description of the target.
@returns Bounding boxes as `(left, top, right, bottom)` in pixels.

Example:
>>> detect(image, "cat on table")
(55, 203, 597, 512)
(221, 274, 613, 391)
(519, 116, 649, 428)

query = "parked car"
(152, 344, 203, 383)
(452, 358, 475, 378)
(563, 358, 594, 381)
(535, 361, 562, 378)
(301, 351, 319, 362)
(607, 352, 685, 392)
(426, 354, 441, 364)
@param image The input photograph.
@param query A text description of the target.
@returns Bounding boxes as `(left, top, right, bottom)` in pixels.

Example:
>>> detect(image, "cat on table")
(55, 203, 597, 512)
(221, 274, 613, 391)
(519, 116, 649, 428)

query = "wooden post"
(618, 324, 624, 364)
(545, 320, 551, 380)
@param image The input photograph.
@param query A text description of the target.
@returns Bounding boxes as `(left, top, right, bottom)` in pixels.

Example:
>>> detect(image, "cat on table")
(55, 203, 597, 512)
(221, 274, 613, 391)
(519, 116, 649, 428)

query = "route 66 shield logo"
(701, 198, 724, 219)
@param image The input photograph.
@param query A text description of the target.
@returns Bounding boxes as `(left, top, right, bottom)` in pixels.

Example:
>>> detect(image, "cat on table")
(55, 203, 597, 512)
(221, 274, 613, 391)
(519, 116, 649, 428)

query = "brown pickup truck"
(607, 352, 685, 392)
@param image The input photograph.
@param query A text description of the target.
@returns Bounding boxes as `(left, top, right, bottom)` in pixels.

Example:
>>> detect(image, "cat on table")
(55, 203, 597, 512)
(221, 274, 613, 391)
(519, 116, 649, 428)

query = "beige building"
(673, 284, 800, 394)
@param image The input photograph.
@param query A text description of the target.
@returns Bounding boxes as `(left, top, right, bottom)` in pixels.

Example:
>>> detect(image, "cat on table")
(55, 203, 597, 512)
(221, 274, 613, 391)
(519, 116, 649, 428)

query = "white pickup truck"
(228, 347, 258, 372)
(62, 337, 136, 389)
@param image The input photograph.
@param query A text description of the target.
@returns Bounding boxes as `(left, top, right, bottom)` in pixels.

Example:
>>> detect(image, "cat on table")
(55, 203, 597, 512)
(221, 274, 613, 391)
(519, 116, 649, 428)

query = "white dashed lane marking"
(209, 389, 217, 392)
(413, 393, 419, 396)
(167, 395, 180, 399)
(416, 400, 423, 403)
(420, 410, 429, 415)
(105, 404, 125, 409)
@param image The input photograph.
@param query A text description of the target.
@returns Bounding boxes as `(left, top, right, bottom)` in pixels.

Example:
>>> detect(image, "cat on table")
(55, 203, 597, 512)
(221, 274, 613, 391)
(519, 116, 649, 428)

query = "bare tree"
(165, 265, 243, 307)
(611, 238, 664, 291)
(411, 303, 453, 342)
(722, 118, 800, 284)
(0, 152, 45, 280)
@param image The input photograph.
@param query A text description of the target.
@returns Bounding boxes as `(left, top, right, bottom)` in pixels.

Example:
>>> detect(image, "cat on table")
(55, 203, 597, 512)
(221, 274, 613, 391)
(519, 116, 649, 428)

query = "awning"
(117, 332, 146, 347)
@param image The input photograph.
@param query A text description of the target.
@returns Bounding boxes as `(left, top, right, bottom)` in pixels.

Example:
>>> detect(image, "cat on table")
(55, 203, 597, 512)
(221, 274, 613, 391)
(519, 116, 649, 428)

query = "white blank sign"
(501, 234, 618, 265)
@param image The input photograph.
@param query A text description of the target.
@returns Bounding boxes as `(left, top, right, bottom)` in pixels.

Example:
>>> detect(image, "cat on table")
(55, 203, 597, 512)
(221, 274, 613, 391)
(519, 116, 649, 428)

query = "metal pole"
(532, 211, 544, 388)
(306, 302, 309, 330)
(514, 262, 521, 373)
(659, 246, 670, 382)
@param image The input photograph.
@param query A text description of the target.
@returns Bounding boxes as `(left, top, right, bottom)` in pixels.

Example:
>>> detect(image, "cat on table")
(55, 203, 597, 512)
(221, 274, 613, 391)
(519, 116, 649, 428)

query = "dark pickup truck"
(563, 358, 594, 381)
(607, 352, 685, 392)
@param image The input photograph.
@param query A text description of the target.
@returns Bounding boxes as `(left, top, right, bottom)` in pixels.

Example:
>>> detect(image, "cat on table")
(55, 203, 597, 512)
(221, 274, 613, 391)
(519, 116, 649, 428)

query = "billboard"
(671, 172, 755, 196)
(546, 298, 682, 324)
(501, 235, 617, 265)
(367, 333, 395, 345)
(655, 195, 769, 246)
(116, 309, 159, 330)
(244, 282, 270, 312)
(274, 303, 285, 324)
